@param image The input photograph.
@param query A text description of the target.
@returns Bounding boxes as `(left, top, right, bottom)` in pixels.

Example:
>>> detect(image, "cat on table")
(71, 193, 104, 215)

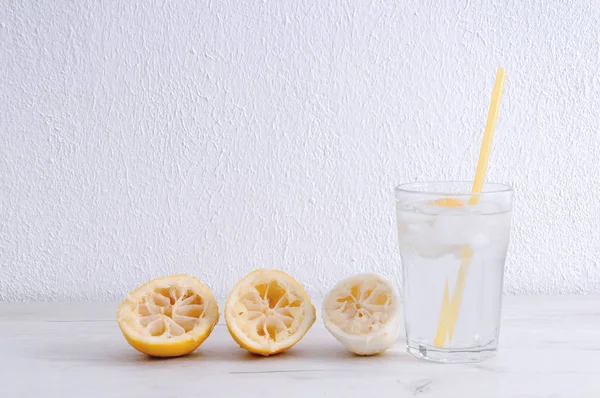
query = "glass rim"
(394, 181, 513, 197)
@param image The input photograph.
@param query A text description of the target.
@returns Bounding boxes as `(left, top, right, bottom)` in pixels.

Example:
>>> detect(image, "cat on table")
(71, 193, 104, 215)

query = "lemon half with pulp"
(225, 269, 316, 356)
(322, 273, 401, 355)
(117, 274, 219, 357)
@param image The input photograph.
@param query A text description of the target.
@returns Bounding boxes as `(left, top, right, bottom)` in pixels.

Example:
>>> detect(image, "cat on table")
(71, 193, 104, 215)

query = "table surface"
(1, 296, 599, 398)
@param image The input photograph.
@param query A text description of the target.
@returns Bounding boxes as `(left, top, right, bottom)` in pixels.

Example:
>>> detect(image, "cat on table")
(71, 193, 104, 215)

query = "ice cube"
(470, 200, 503, 215)
(430, 214, 470, 246)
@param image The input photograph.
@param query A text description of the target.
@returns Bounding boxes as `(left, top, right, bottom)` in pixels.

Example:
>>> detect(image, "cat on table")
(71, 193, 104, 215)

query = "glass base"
(407, 341, 497, 363)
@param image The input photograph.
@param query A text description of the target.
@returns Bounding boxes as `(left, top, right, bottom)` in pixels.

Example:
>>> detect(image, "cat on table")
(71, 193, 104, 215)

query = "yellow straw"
(433, 67, 507, 348)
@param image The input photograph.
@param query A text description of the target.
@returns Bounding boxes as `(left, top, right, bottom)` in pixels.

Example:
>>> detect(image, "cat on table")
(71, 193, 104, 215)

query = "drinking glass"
(395, 181, 513, 363)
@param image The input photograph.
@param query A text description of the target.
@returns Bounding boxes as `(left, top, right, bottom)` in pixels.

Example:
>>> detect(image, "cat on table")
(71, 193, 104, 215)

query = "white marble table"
(1, 296, 599, 397)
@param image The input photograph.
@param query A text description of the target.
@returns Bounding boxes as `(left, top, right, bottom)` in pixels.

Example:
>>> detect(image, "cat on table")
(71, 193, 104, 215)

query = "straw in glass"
(433, 67, 507, 348)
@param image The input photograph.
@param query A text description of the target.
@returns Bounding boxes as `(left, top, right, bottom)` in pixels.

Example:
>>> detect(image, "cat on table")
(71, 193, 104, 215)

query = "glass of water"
(395, 181, 513, 363)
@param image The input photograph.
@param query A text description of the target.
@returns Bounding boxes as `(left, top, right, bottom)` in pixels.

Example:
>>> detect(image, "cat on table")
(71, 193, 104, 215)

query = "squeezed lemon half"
(225, 269, 316, 356)
(117, 274, 219, 357)
(322, 273, 401, 355)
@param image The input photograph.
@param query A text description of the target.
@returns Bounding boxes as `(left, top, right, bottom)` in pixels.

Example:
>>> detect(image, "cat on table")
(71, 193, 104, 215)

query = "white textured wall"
(1, 0, 599, 301)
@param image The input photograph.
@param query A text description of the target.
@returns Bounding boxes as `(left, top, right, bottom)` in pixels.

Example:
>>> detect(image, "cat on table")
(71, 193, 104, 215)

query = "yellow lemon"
(431, 197, 465, 207)
(322, 273, 401, 355)
(117, 274, 219, 357)
(225, 269, 315, 356)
